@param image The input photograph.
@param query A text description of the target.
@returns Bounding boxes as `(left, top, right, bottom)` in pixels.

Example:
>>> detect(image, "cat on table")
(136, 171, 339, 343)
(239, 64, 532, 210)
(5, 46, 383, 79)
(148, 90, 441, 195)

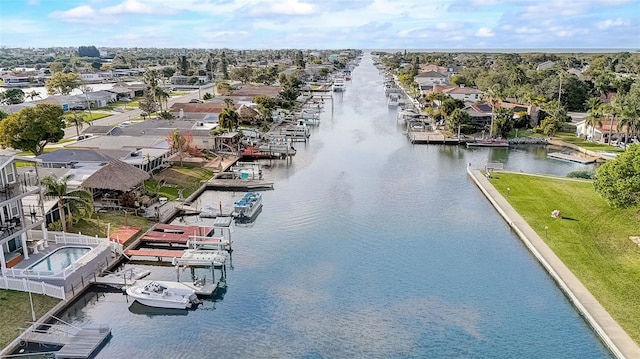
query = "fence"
(0, 277, 65, 299)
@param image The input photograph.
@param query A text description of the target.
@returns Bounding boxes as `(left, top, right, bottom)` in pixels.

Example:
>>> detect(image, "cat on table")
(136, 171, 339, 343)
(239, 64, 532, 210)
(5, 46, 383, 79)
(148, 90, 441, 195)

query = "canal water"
(53, 54, 609, 358)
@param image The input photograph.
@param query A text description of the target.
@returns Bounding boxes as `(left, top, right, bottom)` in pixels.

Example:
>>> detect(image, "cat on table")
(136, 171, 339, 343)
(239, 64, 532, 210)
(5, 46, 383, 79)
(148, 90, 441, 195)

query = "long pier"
(547, 152, 598, 164)
(205, 178, 274, 191)
(407, 132, 471, 145)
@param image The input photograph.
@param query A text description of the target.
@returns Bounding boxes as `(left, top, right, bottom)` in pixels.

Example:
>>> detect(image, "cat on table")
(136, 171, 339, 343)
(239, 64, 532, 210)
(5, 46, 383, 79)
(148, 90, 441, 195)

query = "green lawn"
(147, 166, 214, 200)
(170, 91, 190, 96)
(71, 212, 153, 241)
(489, 172, 640, 343)
(554, 133, 623, 152)
(0, 290, 61, 348)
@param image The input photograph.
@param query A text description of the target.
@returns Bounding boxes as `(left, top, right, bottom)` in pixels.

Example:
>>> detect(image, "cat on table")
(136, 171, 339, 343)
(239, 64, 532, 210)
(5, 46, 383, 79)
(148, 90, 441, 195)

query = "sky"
(0, 0, 639, 50)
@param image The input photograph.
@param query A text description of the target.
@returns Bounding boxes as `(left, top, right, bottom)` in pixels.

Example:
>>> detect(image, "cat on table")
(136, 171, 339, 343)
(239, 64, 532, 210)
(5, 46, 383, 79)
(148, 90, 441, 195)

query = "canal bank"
(467, 166, 640, 359)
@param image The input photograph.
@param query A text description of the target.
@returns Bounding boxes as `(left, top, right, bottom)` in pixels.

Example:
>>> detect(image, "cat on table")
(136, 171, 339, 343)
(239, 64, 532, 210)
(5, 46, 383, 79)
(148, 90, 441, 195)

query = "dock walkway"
(206, 179, 274, 191)
(547, 152, 598, 164)
(23, 324, 111, 359)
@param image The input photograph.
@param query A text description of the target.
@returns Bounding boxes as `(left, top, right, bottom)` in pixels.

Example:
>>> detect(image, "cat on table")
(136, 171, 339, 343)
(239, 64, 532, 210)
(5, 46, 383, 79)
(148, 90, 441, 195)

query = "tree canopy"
(594, 144, 640, 208)
(45, 72, 81, 96)
(0, 89, 25, 105)
(78, 46, 100, 58)
(0, 104, 65, 155)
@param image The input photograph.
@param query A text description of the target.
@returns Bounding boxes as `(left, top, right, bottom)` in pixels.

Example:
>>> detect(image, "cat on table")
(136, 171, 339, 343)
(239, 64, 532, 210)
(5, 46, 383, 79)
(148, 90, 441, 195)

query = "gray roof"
(0, 102, 36, 114)
(112, 119, 214, 138)
(66, 135, 169, 150)
(416, 71, 446, 78)
(36, 148, 130, 164)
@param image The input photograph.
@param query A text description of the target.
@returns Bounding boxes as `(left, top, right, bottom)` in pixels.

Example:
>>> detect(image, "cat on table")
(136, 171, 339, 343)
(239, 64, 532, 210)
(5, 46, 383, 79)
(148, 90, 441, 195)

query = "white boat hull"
(126, 281, 199, 310)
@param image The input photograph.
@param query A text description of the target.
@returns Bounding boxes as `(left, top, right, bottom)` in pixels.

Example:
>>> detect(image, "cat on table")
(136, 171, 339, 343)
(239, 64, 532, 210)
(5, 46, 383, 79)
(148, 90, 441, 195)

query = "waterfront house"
(414, 71, 448, 87)
(442, 86, 483, 102)
(169, 102, 225, 121)
(0, 155, 47, 270)
(575, 118, 627, 143)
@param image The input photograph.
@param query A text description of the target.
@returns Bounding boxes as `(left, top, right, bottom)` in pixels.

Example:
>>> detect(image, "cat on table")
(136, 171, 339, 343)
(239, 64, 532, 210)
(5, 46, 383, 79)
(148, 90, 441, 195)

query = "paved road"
(64, 84, 215, 139)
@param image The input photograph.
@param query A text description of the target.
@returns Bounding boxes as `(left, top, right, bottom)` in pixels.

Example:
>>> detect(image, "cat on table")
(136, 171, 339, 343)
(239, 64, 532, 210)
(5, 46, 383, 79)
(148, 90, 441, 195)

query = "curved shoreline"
(467, 165, 640, 359)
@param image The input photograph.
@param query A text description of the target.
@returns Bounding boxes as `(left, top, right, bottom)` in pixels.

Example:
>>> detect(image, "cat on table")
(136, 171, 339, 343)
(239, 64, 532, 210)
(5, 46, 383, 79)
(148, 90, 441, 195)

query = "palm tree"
(485, 84, 503, 138)
(219, 107, 239, 132)
(66, 111, 91, 138)
(583, 97, 603, 139)
(27, 90, 41, 101)
(41, 175, 94, 232)
(155, 87, 170, 112)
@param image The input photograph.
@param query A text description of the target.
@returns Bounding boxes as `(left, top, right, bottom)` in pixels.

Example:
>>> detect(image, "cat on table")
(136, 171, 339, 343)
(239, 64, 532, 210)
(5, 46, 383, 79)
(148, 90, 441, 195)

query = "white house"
(0, 155, 47, 269)
(414, 71, 448, 87)
(443, 86, 483, 102)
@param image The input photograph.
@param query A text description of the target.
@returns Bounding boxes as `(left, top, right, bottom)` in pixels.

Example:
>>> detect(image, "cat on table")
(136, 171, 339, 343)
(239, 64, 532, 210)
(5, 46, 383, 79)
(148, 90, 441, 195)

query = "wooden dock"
(55, 327, 111, 359)
(206, 179, 274, 191)
(547, 152, 597, 164)
(23, 324, 111, 359)
(408, 132, 470, 145)
(124, 248, 185, 259)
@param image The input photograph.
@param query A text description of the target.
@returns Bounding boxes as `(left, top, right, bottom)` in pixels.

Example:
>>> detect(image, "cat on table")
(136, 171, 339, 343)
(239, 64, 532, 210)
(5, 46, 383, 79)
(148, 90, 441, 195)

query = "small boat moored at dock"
(233, 192, 263, 221)
(388, 93, 399, 107)
(126, 281, 200, 309)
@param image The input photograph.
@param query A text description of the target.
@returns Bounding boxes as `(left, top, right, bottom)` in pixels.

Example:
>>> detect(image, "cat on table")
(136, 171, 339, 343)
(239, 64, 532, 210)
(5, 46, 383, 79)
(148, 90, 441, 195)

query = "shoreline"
(467, 165, 640, 359)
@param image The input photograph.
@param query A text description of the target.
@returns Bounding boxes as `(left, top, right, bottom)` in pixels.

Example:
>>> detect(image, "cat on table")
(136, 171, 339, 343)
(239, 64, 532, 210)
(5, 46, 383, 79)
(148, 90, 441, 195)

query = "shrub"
(566, 170, 595, 179)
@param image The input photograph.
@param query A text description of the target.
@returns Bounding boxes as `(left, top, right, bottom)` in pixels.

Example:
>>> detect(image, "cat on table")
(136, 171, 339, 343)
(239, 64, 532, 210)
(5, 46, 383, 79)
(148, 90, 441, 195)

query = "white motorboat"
(332, 79, 345, 92)
(388, 93, 399, 107)
(126, 281, 199, 309)
(233, 192, 263, 221)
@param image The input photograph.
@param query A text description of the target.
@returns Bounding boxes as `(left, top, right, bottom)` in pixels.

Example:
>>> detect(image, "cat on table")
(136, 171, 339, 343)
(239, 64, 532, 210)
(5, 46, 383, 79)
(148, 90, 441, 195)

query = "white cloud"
(597, 18, 626, 29)
(101, 0, 174, 15)
(515, 26, 540, 34)
(249, 0, 317, 16)
(49, 0, 178, 23)
(475, 27, 495, 37)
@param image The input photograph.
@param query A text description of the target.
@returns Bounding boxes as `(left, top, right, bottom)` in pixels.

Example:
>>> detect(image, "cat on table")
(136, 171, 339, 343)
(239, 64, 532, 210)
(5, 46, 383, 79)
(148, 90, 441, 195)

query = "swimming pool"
(27, 246, 92, 274)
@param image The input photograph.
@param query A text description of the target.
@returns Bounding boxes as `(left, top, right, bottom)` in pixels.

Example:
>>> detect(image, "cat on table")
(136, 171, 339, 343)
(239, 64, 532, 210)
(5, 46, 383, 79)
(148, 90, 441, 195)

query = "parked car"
(189, 99, 203, 103)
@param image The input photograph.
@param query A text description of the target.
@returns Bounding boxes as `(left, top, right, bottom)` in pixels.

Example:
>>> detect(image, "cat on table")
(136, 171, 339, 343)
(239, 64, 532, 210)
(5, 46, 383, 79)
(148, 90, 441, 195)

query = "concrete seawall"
(467, 165, 640, 359)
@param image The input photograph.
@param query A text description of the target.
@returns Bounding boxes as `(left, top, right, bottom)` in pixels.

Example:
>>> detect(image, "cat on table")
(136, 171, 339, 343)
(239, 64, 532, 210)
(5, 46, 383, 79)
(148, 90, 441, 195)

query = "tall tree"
(219, 107, 239, 132)
(0, 104, 65, 155)
(220, 51, 229, 80)
(0, 89, 25, 104)
(485, 84, 503, 138)
(45, 72, 81, 96)
(27, 90, 41, 101)
(177, 55, 189, 76)
(65, 111, 91, 138)
(583, 97, 603, 139)
(41, 174, 94, 232)
(594, 145, 640, 208)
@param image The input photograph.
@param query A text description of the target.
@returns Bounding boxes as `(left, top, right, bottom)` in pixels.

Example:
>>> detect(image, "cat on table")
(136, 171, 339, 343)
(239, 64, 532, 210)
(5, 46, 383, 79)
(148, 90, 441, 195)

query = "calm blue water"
(27, 246, 91, 273)
(54, 54, 610, 358)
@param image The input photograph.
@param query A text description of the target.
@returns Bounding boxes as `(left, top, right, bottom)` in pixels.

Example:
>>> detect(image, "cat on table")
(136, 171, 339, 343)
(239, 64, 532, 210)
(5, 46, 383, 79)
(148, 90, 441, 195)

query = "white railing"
(54, 232, 106, 246)
(0, 276, 65, 299)
(53, 231, 123, 254)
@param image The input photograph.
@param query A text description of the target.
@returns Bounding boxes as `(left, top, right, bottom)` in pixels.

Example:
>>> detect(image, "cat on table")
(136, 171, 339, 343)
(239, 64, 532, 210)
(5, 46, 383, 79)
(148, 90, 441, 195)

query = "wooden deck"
(55, 327, 111, 359)
(407, 132, 470, 145)
(24, 325, 111, 359)
(140, 223, 213, 245)
(206, 179, 274, 191)
(547, 152, 598, 164)
(124, 249, 185, 258)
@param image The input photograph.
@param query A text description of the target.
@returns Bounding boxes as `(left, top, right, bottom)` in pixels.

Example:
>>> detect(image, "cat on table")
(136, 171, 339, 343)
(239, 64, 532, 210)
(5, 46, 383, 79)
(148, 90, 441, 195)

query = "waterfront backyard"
(489, 172, 640, 343)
